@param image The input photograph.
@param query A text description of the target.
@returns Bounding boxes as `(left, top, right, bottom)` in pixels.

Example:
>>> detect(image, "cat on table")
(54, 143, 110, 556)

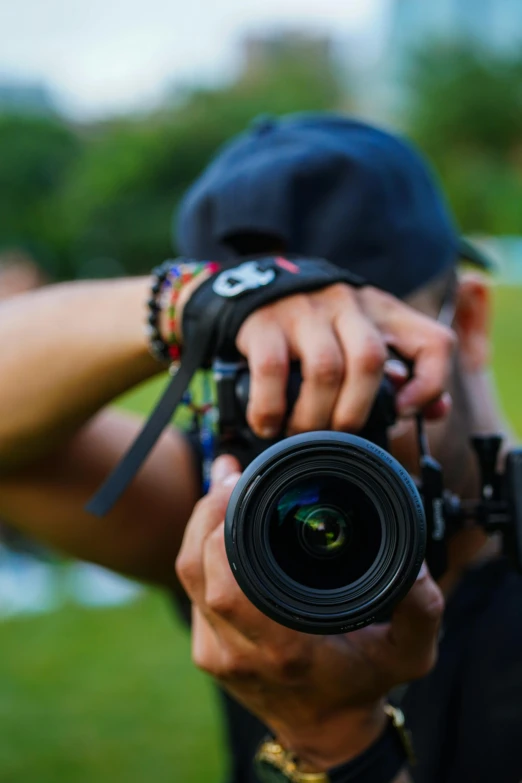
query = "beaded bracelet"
(146, 260, 219, 364)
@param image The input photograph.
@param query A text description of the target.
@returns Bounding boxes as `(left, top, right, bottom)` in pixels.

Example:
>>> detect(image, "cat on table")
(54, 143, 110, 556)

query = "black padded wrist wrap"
(87, 255, 365, 516)
(183, 256, 364, 363)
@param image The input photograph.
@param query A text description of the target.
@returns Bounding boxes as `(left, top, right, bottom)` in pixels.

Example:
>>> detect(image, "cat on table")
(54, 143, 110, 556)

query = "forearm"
(0, 277, 159, 469)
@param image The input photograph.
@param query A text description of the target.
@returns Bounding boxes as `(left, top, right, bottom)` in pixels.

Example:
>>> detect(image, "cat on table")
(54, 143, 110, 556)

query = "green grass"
(0, 595, 225, 783)
(490, 286, 522, 434)
(0, 284, 521, 782)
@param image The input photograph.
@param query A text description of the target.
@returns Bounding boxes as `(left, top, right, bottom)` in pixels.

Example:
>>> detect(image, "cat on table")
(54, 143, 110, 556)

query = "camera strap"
(87, 256, 364, 516)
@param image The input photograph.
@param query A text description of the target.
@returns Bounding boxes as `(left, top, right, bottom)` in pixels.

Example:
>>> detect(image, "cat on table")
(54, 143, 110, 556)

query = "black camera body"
(214, 359, 397, 464)
(214, 360, 522, 635)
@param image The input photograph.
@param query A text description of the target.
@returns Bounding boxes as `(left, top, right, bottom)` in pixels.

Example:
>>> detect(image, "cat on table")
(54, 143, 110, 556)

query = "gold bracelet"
(255, 739, 329, 782)
(254, 704, 415, 782)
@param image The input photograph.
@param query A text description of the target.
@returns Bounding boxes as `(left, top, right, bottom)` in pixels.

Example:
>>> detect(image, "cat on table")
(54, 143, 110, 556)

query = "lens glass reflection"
(269, 475, 383, 590)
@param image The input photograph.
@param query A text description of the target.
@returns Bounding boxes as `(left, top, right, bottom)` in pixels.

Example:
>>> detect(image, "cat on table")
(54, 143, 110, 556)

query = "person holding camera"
(0, 115, 520, 782)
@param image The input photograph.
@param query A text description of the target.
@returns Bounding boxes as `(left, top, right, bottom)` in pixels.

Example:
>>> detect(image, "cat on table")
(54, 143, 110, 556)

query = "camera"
(214, 360, 522, 635)
(87, 248, 522, 635)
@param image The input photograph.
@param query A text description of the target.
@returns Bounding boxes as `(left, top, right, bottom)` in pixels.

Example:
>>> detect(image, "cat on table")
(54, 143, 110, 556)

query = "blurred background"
(0, 0, 521, 780)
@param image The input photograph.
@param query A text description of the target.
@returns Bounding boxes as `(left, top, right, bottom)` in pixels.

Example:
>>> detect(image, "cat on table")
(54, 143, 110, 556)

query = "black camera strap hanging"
(86, 300, 223, 517)
(87, 256, 364, 517)
(415, 413, 448, 580)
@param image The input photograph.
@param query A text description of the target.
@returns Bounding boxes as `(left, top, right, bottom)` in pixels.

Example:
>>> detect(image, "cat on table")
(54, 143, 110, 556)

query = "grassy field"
(0, 285, 520, 783)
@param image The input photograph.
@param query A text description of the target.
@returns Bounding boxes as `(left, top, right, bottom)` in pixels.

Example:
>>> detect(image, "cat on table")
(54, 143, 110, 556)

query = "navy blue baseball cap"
(176, 114, 492, 299)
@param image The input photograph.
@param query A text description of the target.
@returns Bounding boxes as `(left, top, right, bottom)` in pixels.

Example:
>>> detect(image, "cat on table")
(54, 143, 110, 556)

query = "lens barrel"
(224, 432, 426, 634)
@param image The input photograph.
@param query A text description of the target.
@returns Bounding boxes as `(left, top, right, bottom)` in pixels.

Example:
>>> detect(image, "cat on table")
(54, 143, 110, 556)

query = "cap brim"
(458, 237, 496, 271)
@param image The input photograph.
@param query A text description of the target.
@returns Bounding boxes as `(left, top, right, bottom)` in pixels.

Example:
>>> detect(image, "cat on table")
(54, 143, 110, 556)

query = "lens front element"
(298, 503, 349, 557)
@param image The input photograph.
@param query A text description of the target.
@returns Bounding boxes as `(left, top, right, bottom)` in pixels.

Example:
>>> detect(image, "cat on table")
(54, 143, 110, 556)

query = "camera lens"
(297, 503, 349, 558)
(269, 476, 383, 589)
(225, 432, 426, 635)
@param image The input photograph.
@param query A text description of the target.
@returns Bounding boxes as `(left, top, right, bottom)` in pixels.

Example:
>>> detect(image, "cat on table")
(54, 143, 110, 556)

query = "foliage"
(0, 54, 344, 280)
(3, 40, 522, 278)
(0, 114, 80, 276)
(403, 42, 522, 234)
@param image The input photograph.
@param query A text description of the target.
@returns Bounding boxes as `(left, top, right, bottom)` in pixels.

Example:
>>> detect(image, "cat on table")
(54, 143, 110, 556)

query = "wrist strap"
(86, 293, 227, 517)
(87, 255, 364, 517)
(183, 256, 364, 362)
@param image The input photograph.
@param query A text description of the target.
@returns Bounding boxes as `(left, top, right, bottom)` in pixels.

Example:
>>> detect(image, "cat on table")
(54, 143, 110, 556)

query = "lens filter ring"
(225, 432, 426, 634)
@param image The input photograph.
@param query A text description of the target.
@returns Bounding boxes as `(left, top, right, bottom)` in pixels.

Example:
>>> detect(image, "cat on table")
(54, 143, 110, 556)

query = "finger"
(176, 474, 240, 602)
(192, 605, 255, 683)
(286, 315, 344, 435)
(193, 604, 261, 686)
(203, 525, 314, 682)
(395, 332, 454, 417)
(359, 289, 455, 415)
(385, 360, 451, 421)
(211, 454, 242, 486)
(388, 562, 444, 677)
(192, 604, 228, 677)
(203, 522, 283, 643)
(384, 359, 409, 386)
(423, 392, 452, 421)
(330, 308, 386, 431)
(236, 315, 289, 439)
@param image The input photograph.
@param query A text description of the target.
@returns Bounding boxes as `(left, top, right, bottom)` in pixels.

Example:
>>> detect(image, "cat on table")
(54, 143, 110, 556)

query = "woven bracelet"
(146, 260, 219, 364)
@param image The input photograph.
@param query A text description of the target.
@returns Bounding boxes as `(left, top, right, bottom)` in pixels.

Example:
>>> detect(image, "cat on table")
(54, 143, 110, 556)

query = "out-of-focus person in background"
(0, 114, 520, 783)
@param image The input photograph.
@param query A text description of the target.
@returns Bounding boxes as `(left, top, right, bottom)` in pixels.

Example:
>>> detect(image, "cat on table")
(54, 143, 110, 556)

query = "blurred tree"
(0, 114, 80, 276)
(404, 42, 522, 233)
(53, 49, 347, 278)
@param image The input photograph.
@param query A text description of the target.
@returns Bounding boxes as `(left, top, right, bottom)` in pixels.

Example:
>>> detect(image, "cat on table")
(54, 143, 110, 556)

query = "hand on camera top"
(234, 283, 455, 439)
(176, 455, 444, 773)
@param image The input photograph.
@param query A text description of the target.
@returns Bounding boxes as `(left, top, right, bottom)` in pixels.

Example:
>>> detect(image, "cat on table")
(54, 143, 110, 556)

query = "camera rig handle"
(471, 435, 503, 501)
(443, 435, 522, 573)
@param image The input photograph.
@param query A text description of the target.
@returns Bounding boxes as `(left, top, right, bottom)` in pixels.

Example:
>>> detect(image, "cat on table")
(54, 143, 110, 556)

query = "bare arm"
(0, 278, 159, 469)
(0, 278, 199, 587)
(0, 411, 199, 587)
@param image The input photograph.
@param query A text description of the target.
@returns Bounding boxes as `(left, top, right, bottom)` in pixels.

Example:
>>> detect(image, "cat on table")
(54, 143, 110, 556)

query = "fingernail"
(223, 472, 241, 488)
(417, 562, 428, 579)
(440, 391, 452, 410)
(424, 392, 452, 421)
(385, 359, 408, 378)
(211, 457, 233, 486)
(388, 420, 411, 439)
(259, 426, 279, 440)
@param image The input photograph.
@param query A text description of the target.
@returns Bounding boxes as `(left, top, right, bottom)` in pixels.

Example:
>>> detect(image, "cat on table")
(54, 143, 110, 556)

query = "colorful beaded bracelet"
(146, 260, 220, 364)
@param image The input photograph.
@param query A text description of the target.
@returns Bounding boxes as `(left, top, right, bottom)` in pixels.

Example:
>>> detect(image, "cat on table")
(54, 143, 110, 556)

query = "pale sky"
(0, 0, 388, 118)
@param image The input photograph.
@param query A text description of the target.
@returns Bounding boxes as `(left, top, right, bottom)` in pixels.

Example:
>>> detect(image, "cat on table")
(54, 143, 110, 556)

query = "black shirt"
(401, 557, 522, 783)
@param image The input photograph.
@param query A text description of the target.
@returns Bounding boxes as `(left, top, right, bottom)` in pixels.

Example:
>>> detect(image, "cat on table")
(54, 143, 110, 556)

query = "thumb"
(388, 562, 444, 673)
(211, 454, 242, 487)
